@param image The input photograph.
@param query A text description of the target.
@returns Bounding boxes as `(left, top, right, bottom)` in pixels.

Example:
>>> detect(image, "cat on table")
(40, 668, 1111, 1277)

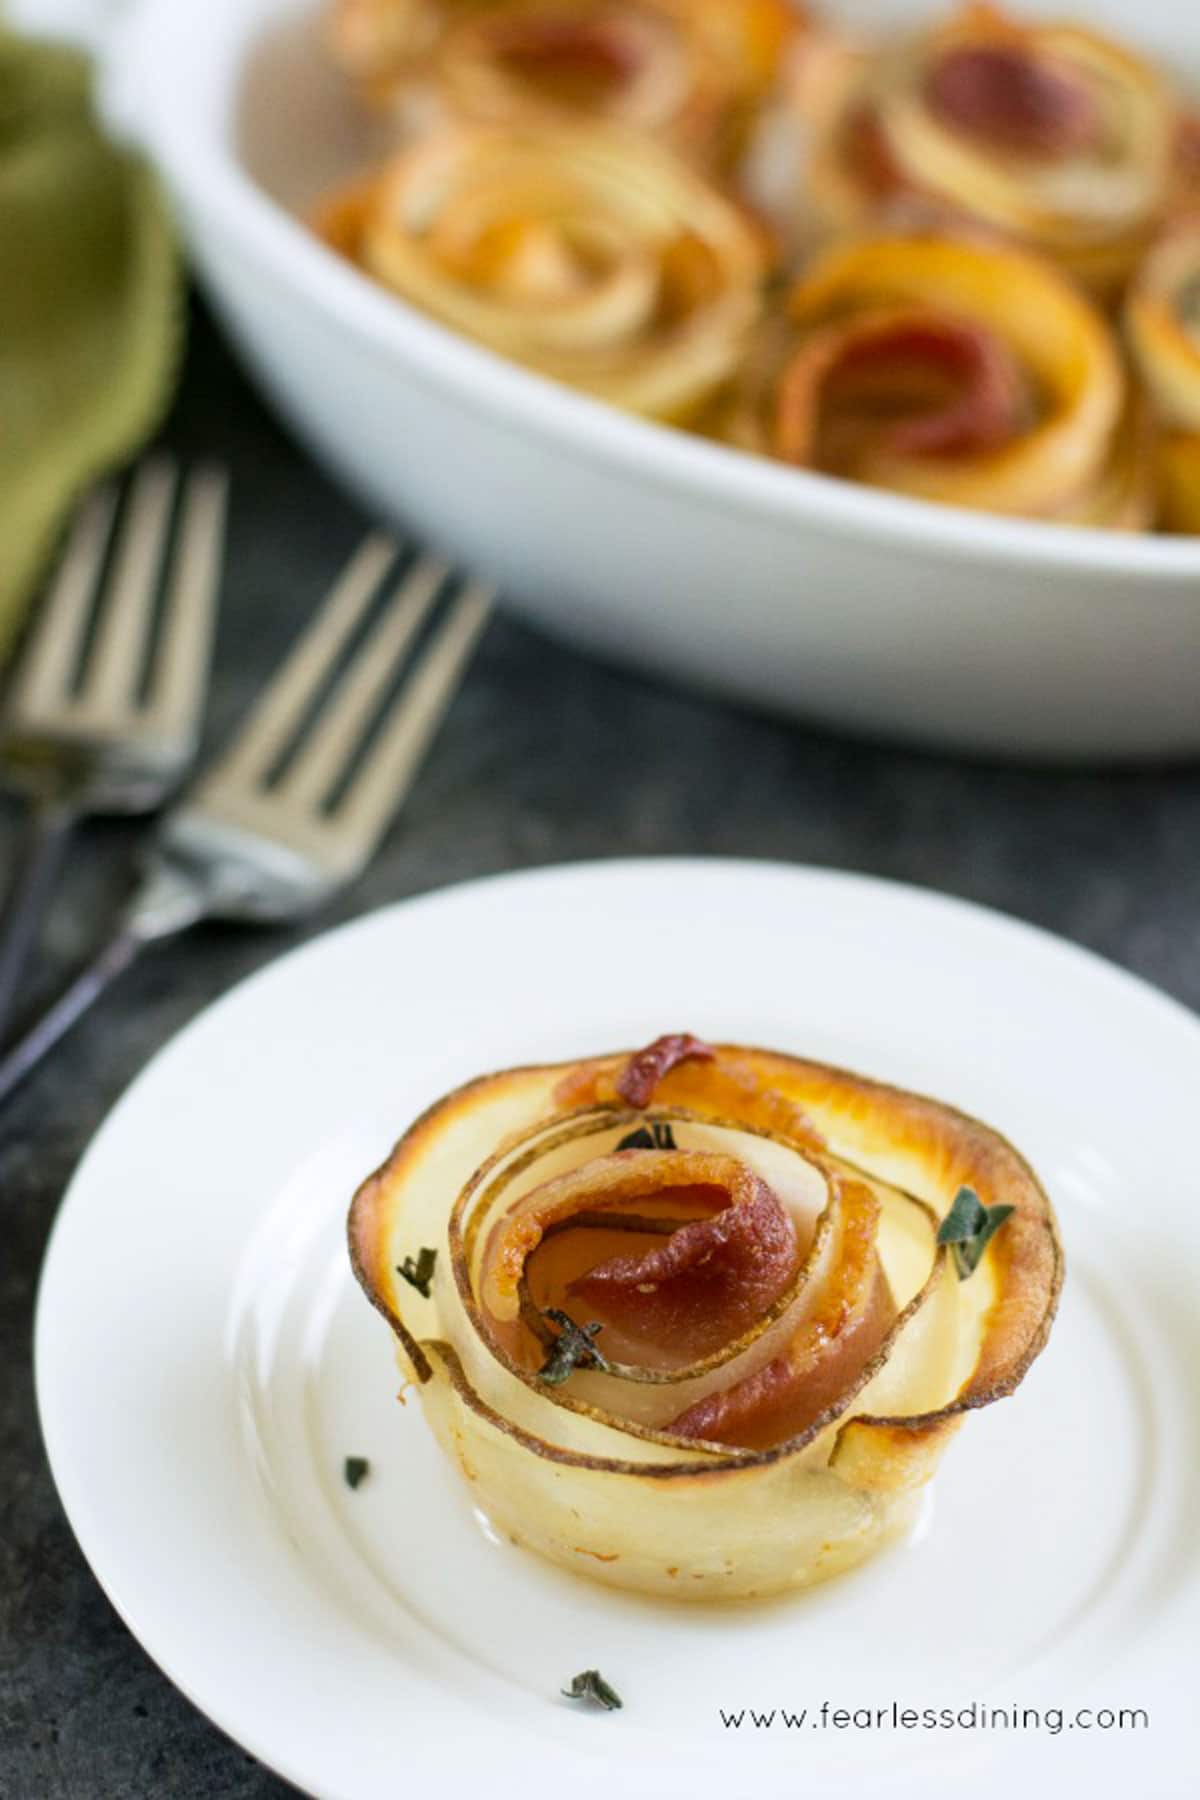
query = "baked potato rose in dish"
(348, 1034, 1062, 1601)
(1126, 222, 1200, 532)
(726, 233, 1150, 526)
(331, 0, 802, 165)
(802, 4, 1175, 299)
(313, 121, 768, 422)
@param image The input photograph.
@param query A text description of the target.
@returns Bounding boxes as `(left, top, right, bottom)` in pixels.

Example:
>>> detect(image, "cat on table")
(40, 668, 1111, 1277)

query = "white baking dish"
(18, 0, 1200, 757)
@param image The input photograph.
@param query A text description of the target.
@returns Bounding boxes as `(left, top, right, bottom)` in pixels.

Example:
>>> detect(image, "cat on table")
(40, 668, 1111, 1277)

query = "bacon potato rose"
(330, 0, 801, 165)
(725, 233, 1149, 525)
(802, 4, 1175, 299)
(349, 1035, 1062, 1601)
(313, 121, 768, 423)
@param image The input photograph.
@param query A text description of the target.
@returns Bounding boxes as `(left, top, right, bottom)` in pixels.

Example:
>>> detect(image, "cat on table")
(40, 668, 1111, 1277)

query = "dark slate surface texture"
(3, 301, 1200, 1799)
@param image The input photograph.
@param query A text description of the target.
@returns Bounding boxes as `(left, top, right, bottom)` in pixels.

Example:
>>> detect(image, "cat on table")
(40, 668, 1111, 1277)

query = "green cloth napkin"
(0, 28, 180, 657)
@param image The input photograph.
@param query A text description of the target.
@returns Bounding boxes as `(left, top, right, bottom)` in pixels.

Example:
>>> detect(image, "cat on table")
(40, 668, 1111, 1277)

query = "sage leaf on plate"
(562, 1669, 623, 1711)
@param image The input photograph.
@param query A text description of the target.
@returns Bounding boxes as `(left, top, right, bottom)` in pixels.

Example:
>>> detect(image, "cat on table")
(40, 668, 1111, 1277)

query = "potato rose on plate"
(802, 4, 1175, 299)
(726, 233, 1150, 526)
(1126, 222, 1200, 532)
(349, 1035, 1062, 1601)
(313, 121, 768, 422)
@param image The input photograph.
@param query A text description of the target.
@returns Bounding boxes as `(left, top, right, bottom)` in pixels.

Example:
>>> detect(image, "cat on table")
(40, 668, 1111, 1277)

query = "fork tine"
(280, 554, 448, 812)
(335, 577, 493, 848)
(206, 531, 397, 789)
(144, 464, 228, 739)
(7, 486, 118, 722)
(82, 457, 177, 713)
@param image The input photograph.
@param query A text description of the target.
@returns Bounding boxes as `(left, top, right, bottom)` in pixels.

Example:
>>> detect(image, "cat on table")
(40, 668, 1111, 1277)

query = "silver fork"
(0, 459, 228, 1045)
(0, 532, 493, 1105)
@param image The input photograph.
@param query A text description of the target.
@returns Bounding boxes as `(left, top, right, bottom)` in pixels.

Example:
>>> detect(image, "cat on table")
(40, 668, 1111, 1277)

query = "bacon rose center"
(926, 43, 1099, 156)
(775, 310, 1029, 467)
(558, 1165, 800, 1364)
(488, 17, 643, 103)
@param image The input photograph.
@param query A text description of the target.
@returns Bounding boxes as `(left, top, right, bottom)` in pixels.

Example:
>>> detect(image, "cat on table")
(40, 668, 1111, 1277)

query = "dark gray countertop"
(3, 299, 1200, 1799)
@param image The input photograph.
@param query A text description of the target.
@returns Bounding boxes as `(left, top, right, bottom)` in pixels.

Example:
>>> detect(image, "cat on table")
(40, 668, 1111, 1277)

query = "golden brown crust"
(831, 1412, 964, 1493)
(346, 1065, 532, 1382)
(349, 1042, 1062, 1462)
(1157, 431, 1200, 532)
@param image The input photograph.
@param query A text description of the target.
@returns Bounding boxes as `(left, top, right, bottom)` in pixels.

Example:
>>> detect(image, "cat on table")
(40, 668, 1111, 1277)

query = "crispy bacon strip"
(615, 1032, 716, 1107)
(667, 1270, 894, 1449)
(555, 1040, 824, 1150)
(926, 43, 1098, 156)
(874, 318, 1026, 455)
(483, 1146, 753, 1320)
(666, 1177, 890, 1448)
(844, 103, 907, 200)
(568, 1173, 798, 1361)
(1172, 114, 1200, 216)
(484, 17, 641, 89)
(775, 310, 1027, 465)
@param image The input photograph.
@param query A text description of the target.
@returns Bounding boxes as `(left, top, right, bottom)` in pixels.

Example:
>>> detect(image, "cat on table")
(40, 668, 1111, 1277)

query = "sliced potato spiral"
(726, 234, 1148, 525)
(315, 121, 768, 420)
(331, 0, 802, 163)
(803, 4, 1176, 298)
(349, 1036, 1062, 1600)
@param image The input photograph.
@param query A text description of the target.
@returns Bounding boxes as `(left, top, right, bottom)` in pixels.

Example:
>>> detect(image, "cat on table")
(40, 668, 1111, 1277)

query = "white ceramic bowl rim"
(124, 0, 1200, 582)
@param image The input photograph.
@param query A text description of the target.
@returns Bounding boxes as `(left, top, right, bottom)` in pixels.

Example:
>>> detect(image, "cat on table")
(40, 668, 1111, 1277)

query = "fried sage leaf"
(616, 1121, 677, 1151)
(538, 1309, 610, 1385)
(397, 1246, 437, 1297)
(562, 1669, 623, 1711)
(937, 1186, 1015, 1279)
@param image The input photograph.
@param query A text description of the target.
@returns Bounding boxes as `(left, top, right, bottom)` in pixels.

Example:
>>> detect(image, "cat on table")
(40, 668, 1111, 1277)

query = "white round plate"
(35, 859, 1199, 1799)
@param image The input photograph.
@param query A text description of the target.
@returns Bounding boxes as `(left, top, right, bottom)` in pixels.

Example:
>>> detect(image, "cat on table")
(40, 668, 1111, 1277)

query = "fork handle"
(0, 926, 147, 1107)
(0, 797, 80, 1050)
(0, 853, 213, 1108)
